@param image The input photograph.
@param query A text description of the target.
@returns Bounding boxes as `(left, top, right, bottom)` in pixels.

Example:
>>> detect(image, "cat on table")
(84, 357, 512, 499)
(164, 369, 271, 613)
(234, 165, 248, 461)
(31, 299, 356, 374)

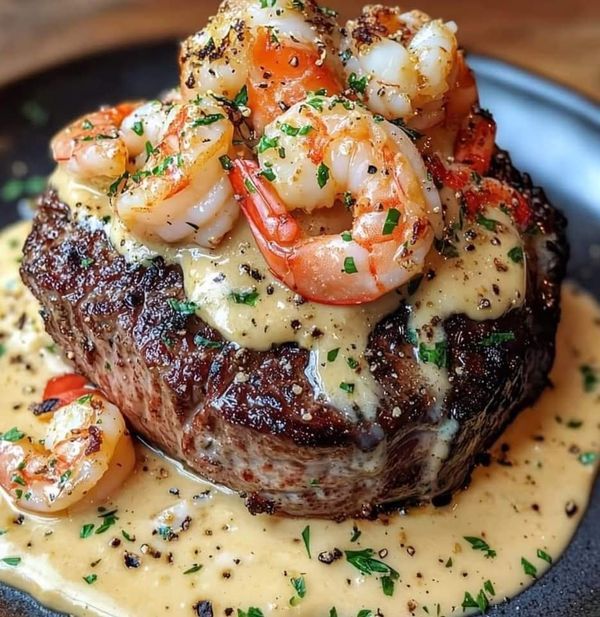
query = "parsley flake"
(301, 525, 311, 558)
(464, 536, 496, 559)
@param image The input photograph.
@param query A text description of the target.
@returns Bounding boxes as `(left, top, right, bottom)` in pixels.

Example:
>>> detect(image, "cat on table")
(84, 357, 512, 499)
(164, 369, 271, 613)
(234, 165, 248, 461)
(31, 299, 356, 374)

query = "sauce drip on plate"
(0, 221, 598, 616)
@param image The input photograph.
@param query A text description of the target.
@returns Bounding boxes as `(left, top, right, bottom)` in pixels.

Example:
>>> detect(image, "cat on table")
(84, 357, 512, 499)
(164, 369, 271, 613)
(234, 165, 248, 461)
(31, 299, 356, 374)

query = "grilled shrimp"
(229, 95, 441, 304)
(114, 98, 239, 247)
(179, 0, 343, 133)
(51, 103, 140, 179)
(0, 375, 135, 514)
(340, 5, 464, 128)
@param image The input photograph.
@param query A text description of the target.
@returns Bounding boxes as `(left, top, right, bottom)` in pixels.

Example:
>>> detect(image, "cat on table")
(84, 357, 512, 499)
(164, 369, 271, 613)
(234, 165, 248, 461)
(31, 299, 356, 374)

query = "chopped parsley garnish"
(83, 574, 97, 585)
(462, 590, 489, 613)
(580, 364, 599, 392)
(230, 290, 260, 307)
(301, 525, 311, 558)
(58, 470, 71, 487)
(193, 113, 225, 127)
(339, 382, 355, 394)
(317, 162, 330, 188)
(219, 155, 233, 171)
(521, 556, 537, 577)
(289, 576, 306, 605)
(132, 121, 144, 136)
(418, 342, 448, 369)
(80, 257, 94, 269)
(476, 213, 500, 232)
(95, 509, 119, 534)
(279, 123, 312, 137)
(108, 171, 129, 197)
(348, 72, 368, 95)
(382, 208, 401, 235)
(121, 530, 135, 542)
(258, 135, 279, 153)
(464, 536, 496, 558)
(237, 608, 264, 617)
(258, 167, 276, 182)
(578, 451, 597, 465)
(244, 178, 257, 194)
(341, 231, 352, 242)
(183, 563, 203, 574)
(445, 557, 453, 568)
(508, 246, 524, 263)
(306, 95, 325, 112)
(80, 524, 95, 539)
(329, 609, 338, 617)
(145, 141, 156, 159)
(479, 331, 516, 347)
(0, 343, 5, 358)
(1, 557, 21, 567)
(82, 119, 94, 130)
(151, 156, 174, 176)
(357, 611, 374, 617)
(343, 256, 358, 274)
(327, 348, 340, 362)
(77, 394, 93, 405)
(194, 334, 224, 350)
(537, 549, 552, 564)
(0, 427, 25, 442)
(11, 475, 25, 486)
(345, 548, 399, 596)
(260, 0, 276, 7)
(168, 298, 198, 315)
(234, 85, 249, 108)
(484, 579, 495, 596)
(347, 357, 359, 370)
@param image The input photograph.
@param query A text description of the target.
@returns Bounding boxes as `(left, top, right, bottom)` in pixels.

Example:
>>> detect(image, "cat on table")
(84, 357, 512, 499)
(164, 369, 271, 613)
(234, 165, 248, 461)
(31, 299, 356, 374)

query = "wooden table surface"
(1, 0, 599, 101)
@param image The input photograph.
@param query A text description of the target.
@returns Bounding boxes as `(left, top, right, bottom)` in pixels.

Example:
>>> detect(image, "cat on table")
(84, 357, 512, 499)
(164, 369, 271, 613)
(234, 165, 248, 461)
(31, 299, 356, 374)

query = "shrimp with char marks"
(179, 0, 344, 134)
(0, 375, 135, 514)
(229, 95, 442, 304)
(340, 5, 474, 129)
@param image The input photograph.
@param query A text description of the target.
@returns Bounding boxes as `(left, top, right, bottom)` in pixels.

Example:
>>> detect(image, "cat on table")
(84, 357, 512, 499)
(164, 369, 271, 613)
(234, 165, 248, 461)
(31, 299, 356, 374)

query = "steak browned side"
(20, 149, 567, 519)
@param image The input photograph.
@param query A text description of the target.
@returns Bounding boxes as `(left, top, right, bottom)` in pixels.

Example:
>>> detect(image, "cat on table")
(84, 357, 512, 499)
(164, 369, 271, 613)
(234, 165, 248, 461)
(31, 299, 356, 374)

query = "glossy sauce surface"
(49, 168, 526, 422)
(0, 222, 598, 617)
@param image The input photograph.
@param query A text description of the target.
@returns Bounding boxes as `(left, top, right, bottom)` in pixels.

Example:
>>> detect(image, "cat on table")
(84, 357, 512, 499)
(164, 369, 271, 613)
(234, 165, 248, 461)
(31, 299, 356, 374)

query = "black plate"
(0, 43, 599, 617)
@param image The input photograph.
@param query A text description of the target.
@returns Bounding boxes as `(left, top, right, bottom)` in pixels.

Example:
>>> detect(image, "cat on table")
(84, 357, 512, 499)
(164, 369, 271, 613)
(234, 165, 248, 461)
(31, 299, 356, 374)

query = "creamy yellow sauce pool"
(0, 221, 599, 617)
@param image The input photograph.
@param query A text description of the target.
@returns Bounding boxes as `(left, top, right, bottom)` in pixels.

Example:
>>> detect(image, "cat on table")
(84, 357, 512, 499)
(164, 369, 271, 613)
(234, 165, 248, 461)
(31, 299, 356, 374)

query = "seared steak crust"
(20, 150, 567, 518)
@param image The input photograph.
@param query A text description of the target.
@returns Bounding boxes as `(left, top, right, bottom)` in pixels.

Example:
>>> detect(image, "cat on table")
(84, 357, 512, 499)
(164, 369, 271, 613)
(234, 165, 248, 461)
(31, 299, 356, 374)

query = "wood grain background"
(1, 0, 599, 100)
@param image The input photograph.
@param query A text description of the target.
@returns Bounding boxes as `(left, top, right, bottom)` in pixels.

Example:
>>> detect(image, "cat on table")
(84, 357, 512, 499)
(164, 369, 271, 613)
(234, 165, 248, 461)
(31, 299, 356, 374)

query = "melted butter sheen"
(1, 221, 599, 617)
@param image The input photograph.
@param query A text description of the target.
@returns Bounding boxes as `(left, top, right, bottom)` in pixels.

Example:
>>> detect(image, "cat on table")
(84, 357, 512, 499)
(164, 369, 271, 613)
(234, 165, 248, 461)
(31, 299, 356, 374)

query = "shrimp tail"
(231, 159, 301, 288)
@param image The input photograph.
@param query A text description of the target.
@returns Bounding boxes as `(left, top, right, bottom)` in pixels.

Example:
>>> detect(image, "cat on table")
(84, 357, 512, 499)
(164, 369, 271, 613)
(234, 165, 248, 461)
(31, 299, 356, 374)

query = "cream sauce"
(49, 167, 525, 426)
(1, 221, 599, 617)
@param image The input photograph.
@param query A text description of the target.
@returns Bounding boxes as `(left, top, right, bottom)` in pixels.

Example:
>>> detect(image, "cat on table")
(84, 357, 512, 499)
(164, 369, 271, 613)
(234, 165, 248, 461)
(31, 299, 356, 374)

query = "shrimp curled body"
(340, 6, 460, 128)
(230, 95, 441, 305)
(115, 98, 240, 247)
(51, 103, 140, 180)
(180, 0, 343, 133)
(0, 389, 135, 513)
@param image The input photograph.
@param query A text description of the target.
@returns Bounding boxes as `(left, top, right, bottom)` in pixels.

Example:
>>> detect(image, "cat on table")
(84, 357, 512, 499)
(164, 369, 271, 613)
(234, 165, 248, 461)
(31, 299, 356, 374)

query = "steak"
(20, 149, 567, 519)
